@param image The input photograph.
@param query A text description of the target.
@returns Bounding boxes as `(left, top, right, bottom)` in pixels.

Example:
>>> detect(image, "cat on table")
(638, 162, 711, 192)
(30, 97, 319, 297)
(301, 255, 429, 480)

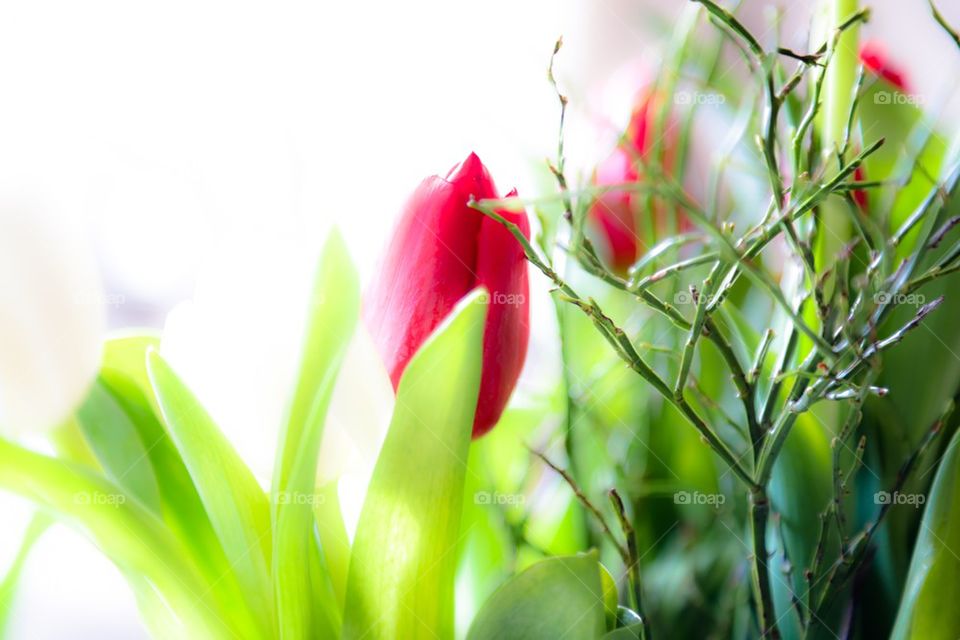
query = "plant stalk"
(749, 487, 781, 639)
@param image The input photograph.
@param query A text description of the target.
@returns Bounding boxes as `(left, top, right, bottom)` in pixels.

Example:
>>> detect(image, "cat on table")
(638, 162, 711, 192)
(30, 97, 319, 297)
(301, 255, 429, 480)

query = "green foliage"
(891, 427, 960, 639)
(0, 438, 230, 638)
(5, 4, 960, 640)
(271, 230, 359, 639)
(466, 552, 606, 640)
(767, 414, 835, 640)
(342, 290, 488, 640)
(148, 350, 276, 636)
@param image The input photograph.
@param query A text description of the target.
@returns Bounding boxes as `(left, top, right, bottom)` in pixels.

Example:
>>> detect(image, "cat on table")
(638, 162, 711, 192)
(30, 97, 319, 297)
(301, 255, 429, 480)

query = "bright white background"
(0, 0, 957, 637)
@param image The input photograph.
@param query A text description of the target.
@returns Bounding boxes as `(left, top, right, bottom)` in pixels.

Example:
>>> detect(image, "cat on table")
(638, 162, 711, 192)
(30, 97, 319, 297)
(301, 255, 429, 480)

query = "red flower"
(364, 153, 530, 438)
(852, 165, 868, 212)
(588, 92, 682, 274)
(860, 41, 908, 92)
(853, 43, 910, 211)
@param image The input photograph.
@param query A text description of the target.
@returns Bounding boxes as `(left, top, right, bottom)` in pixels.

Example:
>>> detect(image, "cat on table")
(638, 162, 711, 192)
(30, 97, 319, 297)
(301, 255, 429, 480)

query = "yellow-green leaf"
(891, 427, 960, 639)
(272, 229, 358, 639)
(147, 349, 274, 635)
(466, 551, 606, 640)
(342, 289, 488, 640)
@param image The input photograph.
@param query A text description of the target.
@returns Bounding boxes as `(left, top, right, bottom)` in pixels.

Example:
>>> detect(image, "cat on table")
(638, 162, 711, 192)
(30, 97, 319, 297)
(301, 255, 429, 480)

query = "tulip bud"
(860, 41, 909, 92)
(588, 91, 683, 274)
(364, 153, 530, 438)
(0, 206, 104, 435)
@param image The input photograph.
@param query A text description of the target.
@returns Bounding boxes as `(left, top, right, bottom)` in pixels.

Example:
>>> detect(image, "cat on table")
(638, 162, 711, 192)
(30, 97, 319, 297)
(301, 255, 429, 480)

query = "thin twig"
(530, 448, 630, 565)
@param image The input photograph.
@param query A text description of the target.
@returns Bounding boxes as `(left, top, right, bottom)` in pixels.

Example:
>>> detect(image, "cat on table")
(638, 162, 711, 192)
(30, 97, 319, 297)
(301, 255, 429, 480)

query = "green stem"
(610, 490, 651, 640)
(750, 488, 780, 639)
(816, 0, 860, 267)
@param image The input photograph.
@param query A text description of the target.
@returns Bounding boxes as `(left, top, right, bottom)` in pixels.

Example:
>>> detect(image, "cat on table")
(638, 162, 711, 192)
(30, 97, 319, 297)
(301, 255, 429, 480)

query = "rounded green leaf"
(467, 551, 606, 640)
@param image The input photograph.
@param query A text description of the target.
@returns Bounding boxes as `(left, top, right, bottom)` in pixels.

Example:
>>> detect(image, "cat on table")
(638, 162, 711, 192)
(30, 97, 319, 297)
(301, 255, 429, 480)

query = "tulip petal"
(365, 153, 529, 439)
(860, 41, 909, 92)
(0, 207, 104, 435)
(365, 176, 479, 388)
(590, 146, 641, 273)
(364, 152, 497, 389)
(473, 189, 530, 437)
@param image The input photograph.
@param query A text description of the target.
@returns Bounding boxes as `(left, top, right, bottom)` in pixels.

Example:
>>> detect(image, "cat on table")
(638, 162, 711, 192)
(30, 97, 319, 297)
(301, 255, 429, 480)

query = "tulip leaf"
(0, 437, 232, 638)
(0, 513, 50, 637)
(767, 413, 835, 640)
(147, 349, 275, 634)
(272, 229, 358, 639)
(314, 481, 351, 609)
(100, 334, 162, 408)
(466, 551, 606, 640)
(599, 562, 619, 631)
(77, 379, 164, 512)
(342, 289, 488, 640)
(78, 336, 256, 631)
(603, 625, 645, 640)
(891, 427, 960, 639)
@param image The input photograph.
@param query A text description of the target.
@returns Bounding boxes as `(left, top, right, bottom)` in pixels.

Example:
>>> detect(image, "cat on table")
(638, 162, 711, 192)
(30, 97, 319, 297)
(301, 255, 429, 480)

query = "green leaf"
(314, 481, 351, 609)
(147, 349, 274, 635)
(767, 413, 835, 640)
(599, 562, 620, 631)
(0, 438, 231, 638)
(342, 289, 488, 640)
(77, 379, 163, 512)
(466, 551, 606, 640)
(604, 606, 644, 638)
(100, 334, 161, 403)
(0, 513, 50, 637)
(891, 427, 960, 639)
(603, 625, 644, 640)
(272, 230, 358, 639)
(79, 335, 257, 632)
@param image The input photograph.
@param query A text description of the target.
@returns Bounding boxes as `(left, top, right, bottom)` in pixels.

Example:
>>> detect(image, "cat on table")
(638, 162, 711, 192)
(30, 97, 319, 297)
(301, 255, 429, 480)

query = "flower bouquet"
(2, 1, 960, 639)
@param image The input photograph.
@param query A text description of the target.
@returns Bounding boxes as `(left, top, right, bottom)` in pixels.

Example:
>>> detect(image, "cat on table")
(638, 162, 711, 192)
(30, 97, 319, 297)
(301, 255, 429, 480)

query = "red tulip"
(860, 41, 908, 92)
(364, 152, 530, 438)
(588, 91, 682, 274)
(852, 165, 868, 212)
(853, 43, 910, 211)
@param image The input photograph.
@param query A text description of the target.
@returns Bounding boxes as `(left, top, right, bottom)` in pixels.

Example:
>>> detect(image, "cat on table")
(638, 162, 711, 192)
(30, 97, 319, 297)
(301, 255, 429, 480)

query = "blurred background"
(1, 0, 958, 636)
